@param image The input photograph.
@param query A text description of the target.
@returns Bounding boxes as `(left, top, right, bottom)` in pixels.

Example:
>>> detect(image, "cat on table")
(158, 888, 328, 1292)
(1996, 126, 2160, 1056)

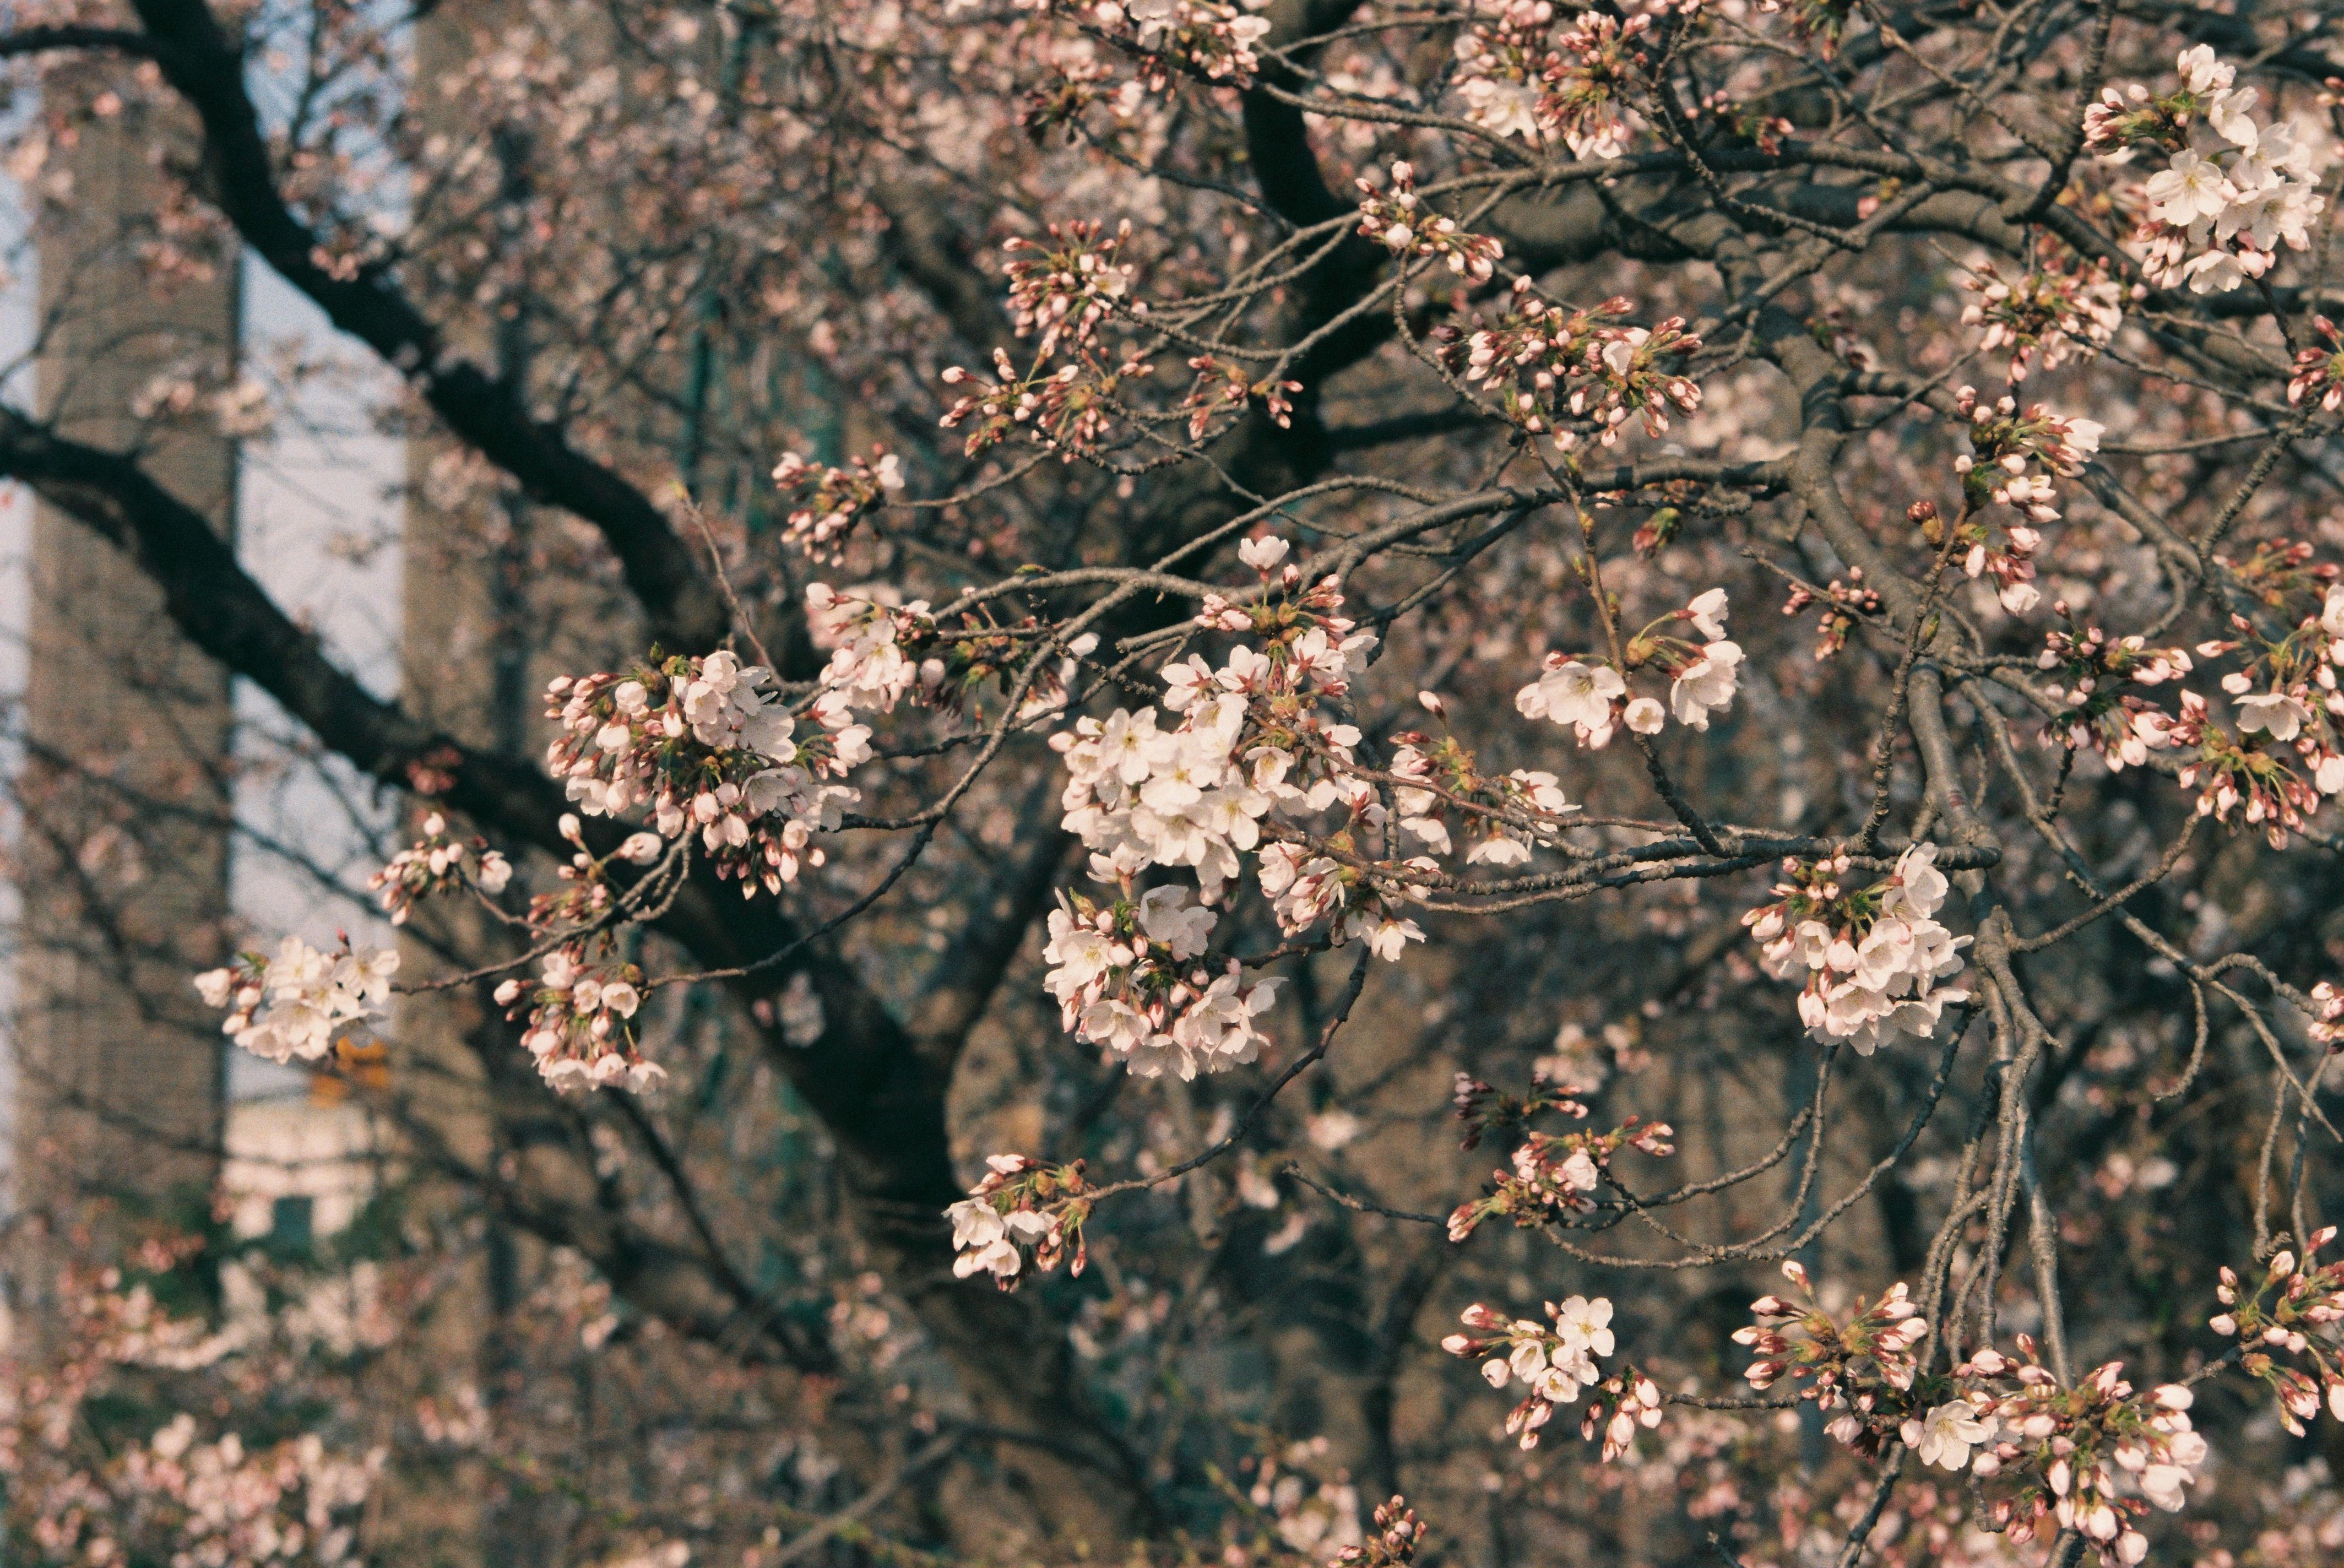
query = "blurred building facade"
(9, 66, 239, 1279)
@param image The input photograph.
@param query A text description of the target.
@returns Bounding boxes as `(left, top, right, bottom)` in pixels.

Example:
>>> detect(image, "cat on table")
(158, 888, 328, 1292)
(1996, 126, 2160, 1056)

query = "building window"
(270, 1194, 315, 1255)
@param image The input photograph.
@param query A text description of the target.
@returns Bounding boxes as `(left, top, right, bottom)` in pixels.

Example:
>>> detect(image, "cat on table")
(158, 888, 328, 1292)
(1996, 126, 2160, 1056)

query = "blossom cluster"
(2211, 1230, 2344, 1433)
(944, 1154, 1093, 1288)
(195, 937, 399, 1066)
(1356, 162, 1503, 283)
(129, 1415, 379, 1566)
(1445, 1073, 1672, 1239)
(1244, 1441, 1363, 1556)
(367, 811, 512, 926)
(1515, 588, 1740, 745)
(1056, 689, 1278, 900)
(492, 946, 665, 1093)
(1451, 5, 1652, 159)
(2086, 47, 2327, 294)
(1745, 843, 1969, 1051)
(1043, 883, 1282, 1079)
(1437, 280, 1703, 452)
(1959, 1345, 2208, 1564)
(2151, 582, 2344, 842)
(1737, 1261, 1930, 1448)
(2035, 614, 2195, 771)
(3, 1249, 384, 1568)
(807, 582, 940, 712)
(770, 445, 905, 561)
(1090, 0, 1274, 89)
(1450, 1, 1553, 142)
(1960, 251, 2125, 382)
(1054, 539, 1420, 962)
(1946, 385, 2102, 615)
(1729, 1262, 2211, 1562)
(1440, 1298, 1662, 1457)
(23, 1410, 379, 1567)
(544, 646, 869, 897)
(1387, 718, 1577, 866)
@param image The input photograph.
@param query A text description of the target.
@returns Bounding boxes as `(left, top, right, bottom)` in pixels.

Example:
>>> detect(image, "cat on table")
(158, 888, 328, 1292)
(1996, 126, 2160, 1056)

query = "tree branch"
(121, 0, 733, 654)
(0, 404, 1151, 1536)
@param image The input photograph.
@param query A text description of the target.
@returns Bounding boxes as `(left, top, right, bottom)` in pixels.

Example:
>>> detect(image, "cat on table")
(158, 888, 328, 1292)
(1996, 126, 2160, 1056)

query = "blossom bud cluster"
(1437, 282, 1702, 452)
(195, 937, 399, 1066)
(2036, 616, 2195, 776)
(1444, 1098, 1673, 1241)
(1001, 217, 1138, 357)
(1960, 251, 2125, 381)
(1949, 386, 2102, 616)
(2288, 314, 2344, 411)
(492, 946, 664, 1093)
(1015, 52, 1146, 140)
(1450, 1070, 1591, 1150)
(544, 645, 869, 898)
(1534, 11, 1652, 159)
(2311, 980, 2344, 1049)
(1180, 354, 1302, 440)
(2088, 47, 2327, 295)
(1516, 588, 1739, 745)
(1779, 569, 1882, 660)
(1332, 1495, 1425, 1568)
(1440, 1298, 1661, 1457)
(770, 445, 905, 562)
(1958, 1344, 2206, 1564)
(367, 811, 512, 926)
(1356, 162, 1503, 283)
(1744, 843, 1969, 1052)
(2211, 1229, 2344, 1433)
(1043, 883, 1281, 1080)
(1752, 0, 1854, 58)
(1737, 1262, 1930, 1443)
(943, 1154, 1092, 1288)
(1688, 89, 1793, 156)
(938, 209, 1159, 460)
(939, 341, 1152, 460)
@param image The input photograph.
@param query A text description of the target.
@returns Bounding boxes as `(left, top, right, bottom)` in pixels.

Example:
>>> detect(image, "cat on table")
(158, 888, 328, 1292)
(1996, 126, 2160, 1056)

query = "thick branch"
(121, 0, 732, 654)
(0, 406, 1149, 1538)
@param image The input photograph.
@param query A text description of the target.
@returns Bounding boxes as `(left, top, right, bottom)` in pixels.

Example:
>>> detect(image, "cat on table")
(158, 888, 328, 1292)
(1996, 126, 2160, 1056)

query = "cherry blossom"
(2088, 47, 2329, 294)
(196, 938, 399, 1066)
(943, 1154, 1094, 1289)
(1441, 1298, 1662, 1458)
(368, 812, 512, 925)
